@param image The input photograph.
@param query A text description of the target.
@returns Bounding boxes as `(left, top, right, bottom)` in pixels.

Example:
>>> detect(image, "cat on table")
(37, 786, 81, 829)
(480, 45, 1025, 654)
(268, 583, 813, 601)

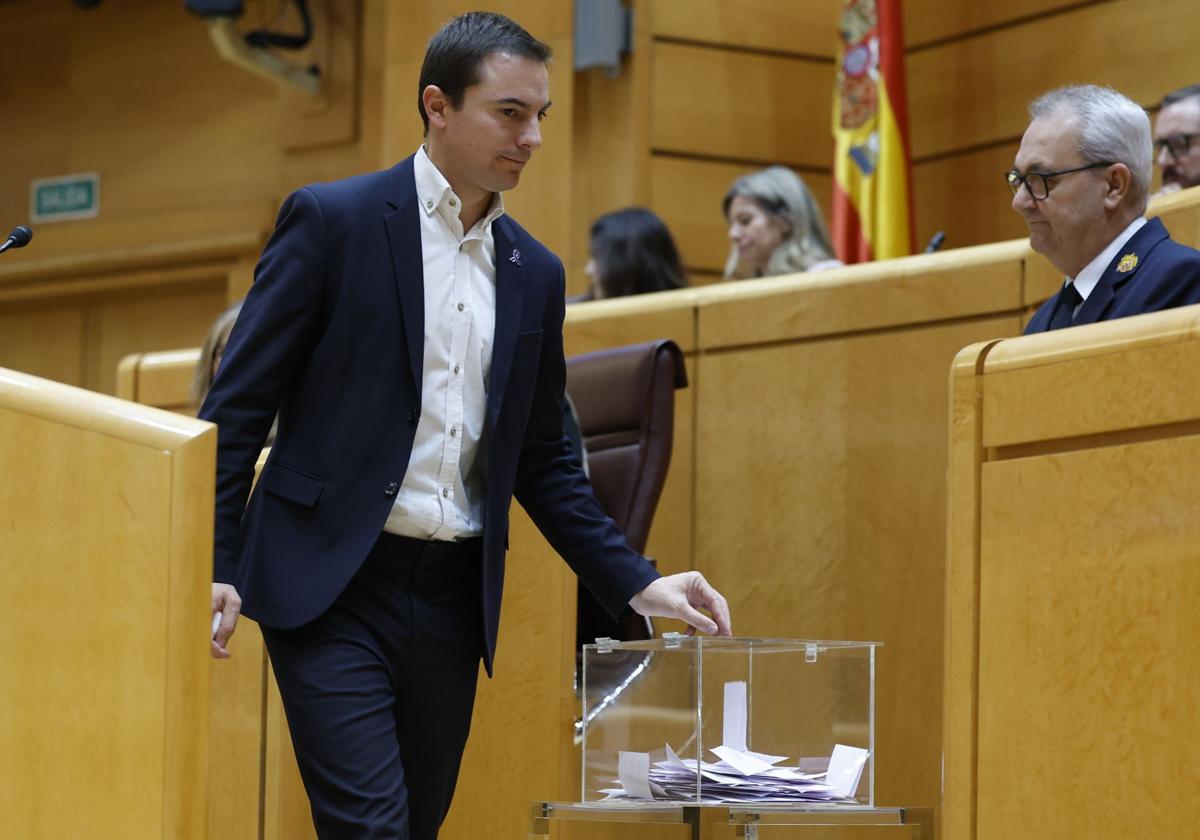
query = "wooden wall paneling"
(907, 0, 1200, 160)
(570, 3, 655, 290)
(650, 156, 833, 275)
(651, 42, 834, 168)
(226, 253, 259, 304)
(0, 206, 276, 275)
(643, 377, 695, 580)
(57, 2, 281, 246)
(0, 371, 213, 838)
(903, 0, 1093, 49)
(278, 0, 361, 152)
(0, 234, 260, 396)
(86, 280, 229, 394)
(0, 1, 71, 246)
(976, 438, 1200, 838)
(356, 0, 387, 173)
(912, 142, 1026, 252)
(208, 623, 268, 840)
(0, 0, 365, 267)
(0, 235, 263, 304)
(692, 313, 1022, 819)
(650, 0, 840, 58)
(0, 304, 86, 386)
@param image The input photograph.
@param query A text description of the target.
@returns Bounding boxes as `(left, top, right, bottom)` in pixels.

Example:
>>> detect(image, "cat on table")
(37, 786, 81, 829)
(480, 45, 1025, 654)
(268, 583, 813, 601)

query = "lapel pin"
(1116, 253, 1138, 273)
(509, 249, 522, 266)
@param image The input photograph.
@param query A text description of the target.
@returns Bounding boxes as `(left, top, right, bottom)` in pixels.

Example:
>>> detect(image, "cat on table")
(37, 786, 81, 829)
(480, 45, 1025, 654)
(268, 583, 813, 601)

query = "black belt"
(367, 531, 482, 589)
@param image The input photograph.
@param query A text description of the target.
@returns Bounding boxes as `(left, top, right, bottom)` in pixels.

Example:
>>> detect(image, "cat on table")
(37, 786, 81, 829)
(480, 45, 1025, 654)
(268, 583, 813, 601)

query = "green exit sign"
(31, 173, 101, 222)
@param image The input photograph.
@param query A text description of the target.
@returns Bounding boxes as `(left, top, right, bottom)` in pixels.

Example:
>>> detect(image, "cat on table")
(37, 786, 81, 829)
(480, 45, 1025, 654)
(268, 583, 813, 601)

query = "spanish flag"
(831, 0, 915, 263)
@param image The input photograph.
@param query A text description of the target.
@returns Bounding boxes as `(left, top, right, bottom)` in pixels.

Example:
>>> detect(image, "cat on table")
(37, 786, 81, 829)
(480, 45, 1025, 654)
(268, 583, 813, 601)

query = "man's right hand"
(211, 583, 242, 659)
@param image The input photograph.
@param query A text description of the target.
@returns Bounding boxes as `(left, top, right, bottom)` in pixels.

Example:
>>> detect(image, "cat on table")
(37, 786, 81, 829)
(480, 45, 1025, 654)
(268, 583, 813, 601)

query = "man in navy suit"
(1007, 85, 1200, 334)
(201, 13, 731, 840)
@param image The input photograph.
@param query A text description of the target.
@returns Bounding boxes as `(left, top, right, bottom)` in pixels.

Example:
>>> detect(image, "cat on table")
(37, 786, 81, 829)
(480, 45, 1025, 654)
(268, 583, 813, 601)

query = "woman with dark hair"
(586, 207, 688, 298)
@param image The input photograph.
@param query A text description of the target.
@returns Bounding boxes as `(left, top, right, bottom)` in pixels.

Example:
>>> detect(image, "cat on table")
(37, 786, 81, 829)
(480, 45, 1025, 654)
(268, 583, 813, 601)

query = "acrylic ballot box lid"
(580, 635, 880, 806)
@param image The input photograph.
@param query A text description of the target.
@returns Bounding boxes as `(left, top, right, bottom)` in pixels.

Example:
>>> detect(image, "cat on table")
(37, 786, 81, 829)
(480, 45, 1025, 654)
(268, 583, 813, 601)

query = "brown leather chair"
(565, 338, 688, 648)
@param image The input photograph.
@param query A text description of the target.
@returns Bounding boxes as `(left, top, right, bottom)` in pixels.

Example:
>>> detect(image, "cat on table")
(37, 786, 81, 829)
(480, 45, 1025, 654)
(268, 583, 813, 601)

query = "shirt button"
(453, 363, 461, 375)
(425, 200, 432, 209)
(442, 487, 450, 498)
(450, 427, 458, 437)
(449, 198, 457, 207)
(384, 482, 398, 497)
(457, 302, 465, 312)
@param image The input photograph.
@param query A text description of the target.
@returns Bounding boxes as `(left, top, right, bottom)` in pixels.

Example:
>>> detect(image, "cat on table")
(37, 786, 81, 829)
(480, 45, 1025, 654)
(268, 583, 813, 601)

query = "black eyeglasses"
(1005, 161, 1116, 200)
(1154, 133, 1197, 161)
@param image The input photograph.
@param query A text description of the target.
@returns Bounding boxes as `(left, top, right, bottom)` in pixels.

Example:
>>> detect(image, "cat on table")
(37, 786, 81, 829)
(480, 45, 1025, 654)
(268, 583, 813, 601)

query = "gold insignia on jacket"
(1116, 253, 1139, 273)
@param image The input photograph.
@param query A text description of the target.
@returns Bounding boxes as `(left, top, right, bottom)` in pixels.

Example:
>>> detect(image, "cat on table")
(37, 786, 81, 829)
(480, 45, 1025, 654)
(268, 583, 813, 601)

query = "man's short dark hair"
(1161, 83, 1200, 110)
(418, 12, 552, 134)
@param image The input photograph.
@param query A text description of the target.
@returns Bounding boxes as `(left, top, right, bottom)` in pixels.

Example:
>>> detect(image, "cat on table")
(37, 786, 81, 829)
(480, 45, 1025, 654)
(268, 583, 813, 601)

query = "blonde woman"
(723, 166, 842, 279)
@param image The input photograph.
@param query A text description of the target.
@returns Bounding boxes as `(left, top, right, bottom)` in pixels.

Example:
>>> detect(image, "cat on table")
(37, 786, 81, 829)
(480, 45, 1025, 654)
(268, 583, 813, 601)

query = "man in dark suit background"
(1007, 84, 1200, 334)
(201, 13, 731, 840)
(1153, 83, 1200, 197)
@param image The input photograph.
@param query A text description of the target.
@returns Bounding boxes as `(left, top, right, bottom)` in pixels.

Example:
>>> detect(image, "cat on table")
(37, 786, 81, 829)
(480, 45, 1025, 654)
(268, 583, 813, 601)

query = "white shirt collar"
(1070, 216, 1147, 300)
(414, 145, 504, 231)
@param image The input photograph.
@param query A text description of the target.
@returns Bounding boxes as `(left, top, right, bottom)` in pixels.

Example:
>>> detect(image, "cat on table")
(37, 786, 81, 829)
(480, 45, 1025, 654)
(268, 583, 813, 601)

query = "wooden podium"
(945, 304, 1200, 839)
(0, 367, 215, 838)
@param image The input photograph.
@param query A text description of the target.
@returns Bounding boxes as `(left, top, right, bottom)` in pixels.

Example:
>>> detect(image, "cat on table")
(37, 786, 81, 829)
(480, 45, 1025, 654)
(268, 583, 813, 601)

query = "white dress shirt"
(1068, 216, 1147, 313)
(384, 146, 505, 541)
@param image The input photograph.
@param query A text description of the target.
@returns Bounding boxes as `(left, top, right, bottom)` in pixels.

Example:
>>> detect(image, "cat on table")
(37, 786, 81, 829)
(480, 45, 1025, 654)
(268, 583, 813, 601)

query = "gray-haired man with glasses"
(1009, 85, 1200, 334)
(1153, 83, 1200, 196)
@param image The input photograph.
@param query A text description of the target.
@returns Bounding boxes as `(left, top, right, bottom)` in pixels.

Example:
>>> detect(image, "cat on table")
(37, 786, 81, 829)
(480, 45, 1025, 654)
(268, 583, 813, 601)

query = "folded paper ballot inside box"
(581, 636, 879, 805)
(606, 741, 869, 803)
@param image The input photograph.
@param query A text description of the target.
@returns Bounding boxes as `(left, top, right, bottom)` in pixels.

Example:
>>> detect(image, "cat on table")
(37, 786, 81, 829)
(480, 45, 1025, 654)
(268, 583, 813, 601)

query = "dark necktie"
(1047, 282, 1083, 331)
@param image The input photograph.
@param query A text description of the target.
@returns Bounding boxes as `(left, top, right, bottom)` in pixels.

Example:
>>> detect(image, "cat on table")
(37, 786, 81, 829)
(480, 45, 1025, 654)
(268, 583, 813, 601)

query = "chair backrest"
(565, 338, 687, 556)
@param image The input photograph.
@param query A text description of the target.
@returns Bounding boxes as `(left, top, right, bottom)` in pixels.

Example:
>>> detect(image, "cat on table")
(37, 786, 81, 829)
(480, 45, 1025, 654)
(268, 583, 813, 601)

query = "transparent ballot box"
(580, 636, 879, 806)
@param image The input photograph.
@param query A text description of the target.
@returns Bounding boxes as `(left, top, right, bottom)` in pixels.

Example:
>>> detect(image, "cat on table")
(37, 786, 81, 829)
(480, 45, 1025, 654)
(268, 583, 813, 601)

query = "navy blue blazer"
(200, 156, 659, 673)
(1024, 217, 1200, 333)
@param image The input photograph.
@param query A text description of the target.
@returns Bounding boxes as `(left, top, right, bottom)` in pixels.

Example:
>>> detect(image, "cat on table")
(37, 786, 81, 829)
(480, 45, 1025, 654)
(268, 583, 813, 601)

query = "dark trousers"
(262, 533, 484, 840)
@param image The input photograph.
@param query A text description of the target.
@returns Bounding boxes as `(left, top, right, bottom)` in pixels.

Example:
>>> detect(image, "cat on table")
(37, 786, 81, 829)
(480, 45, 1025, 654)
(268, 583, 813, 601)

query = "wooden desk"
(945, 304, 1200, 839)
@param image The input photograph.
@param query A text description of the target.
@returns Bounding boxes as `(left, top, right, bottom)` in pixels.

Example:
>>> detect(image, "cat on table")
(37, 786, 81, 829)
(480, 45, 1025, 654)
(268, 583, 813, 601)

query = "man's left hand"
(629, 572, 732, 636)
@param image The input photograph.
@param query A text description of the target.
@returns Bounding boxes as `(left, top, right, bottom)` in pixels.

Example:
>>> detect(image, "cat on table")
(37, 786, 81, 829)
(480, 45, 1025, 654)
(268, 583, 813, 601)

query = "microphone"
(0, 225, 33, 255)
(923, 231, 945, 254)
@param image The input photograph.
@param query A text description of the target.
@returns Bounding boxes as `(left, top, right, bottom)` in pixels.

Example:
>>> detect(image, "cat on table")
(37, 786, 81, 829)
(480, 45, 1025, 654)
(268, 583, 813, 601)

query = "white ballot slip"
(617, 751, 654, 800)
(710, 745, 775, 776)
(723, 680, 748, 752)
(825, 744, 869, 798)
